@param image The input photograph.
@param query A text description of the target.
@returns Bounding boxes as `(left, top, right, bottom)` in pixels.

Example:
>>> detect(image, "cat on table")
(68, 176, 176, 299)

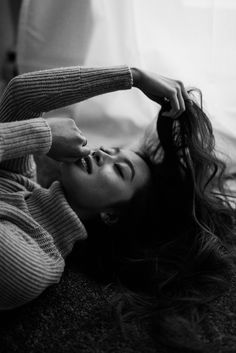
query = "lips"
(76, 155, 93, 174)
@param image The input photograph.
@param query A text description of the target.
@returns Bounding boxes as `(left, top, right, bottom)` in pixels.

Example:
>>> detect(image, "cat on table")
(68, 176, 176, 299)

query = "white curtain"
(17, 0, 236, 167)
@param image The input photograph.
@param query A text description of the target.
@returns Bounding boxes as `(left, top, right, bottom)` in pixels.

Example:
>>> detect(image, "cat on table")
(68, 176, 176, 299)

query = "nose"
(91, 149, 114, 166)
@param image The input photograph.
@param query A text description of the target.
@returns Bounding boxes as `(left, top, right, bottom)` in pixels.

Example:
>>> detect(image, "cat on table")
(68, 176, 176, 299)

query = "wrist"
(130, 67, 142, 88)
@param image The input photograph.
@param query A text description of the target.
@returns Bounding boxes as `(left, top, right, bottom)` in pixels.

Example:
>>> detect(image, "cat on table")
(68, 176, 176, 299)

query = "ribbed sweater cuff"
(0, 118, 52, 162)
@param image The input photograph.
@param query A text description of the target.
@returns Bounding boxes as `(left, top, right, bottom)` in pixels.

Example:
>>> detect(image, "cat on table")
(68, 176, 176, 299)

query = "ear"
(100, 209, 120, 226)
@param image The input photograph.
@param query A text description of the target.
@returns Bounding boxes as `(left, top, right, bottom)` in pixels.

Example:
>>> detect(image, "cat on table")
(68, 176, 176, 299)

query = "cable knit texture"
(0, 65, 132, 310)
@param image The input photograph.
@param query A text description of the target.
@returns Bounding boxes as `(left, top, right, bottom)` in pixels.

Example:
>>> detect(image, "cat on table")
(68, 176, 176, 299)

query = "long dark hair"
(70, 91, 236, 351)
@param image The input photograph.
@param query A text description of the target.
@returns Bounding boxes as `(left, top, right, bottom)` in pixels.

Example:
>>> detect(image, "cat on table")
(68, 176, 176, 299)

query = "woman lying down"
(0, 65, 235, 350)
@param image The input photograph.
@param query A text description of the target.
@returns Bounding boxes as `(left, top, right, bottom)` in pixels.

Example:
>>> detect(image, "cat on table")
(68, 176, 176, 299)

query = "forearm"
(0, 65, 132, 122)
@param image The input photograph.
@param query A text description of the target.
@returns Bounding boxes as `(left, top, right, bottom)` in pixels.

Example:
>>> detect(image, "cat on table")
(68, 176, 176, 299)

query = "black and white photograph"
(0, 1, 236, 352)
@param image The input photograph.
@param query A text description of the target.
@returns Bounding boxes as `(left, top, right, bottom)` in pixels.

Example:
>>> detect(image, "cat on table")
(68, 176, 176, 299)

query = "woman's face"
(60, 147, 151, 211)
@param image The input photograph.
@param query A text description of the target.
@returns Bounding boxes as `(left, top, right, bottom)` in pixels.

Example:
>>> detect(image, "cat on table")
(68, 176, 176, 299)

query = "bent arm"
(0, 66, 132, 175)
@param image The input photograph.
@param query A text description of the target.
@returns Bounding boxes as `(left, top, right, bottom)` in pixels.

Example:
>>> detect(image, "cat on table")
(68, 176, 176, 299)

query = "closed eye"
(101, 146, 134, 181)
(114, 163, 124, 179)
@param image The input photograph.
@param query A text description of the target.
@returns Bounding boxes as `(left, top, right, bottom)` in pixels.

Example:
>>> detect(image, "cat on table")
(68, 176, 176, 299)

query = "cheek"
(61, 163, 132, 208)
(61, 164, 91, 199)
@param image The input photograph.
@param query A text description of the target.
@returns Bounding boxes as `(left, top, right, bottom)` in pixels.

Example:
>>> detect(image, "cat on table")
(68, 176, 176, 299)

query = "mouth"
(76, 155, 93, 174)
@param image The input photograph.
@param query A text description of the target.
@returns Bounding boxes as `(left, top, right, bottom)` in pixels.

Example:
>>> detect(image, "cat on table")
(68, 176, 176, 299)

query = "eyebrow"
(113, 147, 135, 181)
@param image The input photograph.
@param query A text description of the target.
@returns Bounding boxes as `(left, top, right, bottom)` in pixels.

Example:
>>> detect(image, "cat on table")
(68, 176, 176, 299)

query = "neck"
(75, 207, 97, 223)
(62, 186, 98, 222)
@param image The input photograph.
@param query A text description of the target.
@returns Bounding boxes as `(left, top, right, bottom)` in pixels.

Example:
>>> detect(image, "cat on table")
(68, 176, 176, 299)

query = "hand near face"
(46, 117, 90, 162)
(131, 68, 190, 119)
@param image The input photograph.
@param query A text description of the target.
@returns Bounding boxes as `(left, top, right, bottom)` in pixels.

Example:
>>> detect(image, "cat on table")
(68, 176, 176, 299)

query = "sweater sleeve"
(0, 65, 132, 122)
(0, 118, 52, 164)
(0, 221, 65, 310)
(0, 65, 132, 176)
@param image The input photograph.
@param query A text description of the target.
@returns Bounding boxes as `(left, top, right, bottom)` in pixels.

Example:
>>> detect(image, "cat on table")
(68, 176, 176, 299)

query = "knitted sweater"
(0, 65, 132, 310)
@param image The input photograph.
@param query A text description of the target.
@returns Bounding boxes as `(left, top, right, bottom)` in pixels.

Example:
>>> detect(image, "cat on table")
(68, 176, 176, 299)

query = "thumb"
(60, 147, 91, 163)
(76, 132, 90, 157)
(78, 146, 91, 158)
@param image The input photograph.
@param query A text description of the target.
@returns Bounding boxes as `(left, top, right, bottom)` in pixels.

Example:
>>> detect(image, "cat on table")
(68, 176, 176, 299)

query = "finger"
(75, 125, 87, 137)
(77, 133, 88, 147)
(175, 88, 185, 118)
(163, 91, 179, 118)
(61, 147, 90, 162)
(77, 146, 91, 157)
(177, 80, 190, 101)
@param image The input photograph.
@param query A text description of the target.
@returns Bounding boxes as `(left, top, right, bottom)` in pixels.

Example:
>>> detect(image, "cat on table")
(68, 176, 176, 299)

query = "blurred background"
(0, 0, 236, 174)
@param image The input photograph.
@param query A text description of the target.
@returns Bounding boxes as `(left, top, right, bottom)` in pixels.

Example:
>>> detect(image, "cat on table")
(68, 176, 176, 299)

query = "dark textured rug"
(0, 263, 157, 353)
(1, 260, 236, 353)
